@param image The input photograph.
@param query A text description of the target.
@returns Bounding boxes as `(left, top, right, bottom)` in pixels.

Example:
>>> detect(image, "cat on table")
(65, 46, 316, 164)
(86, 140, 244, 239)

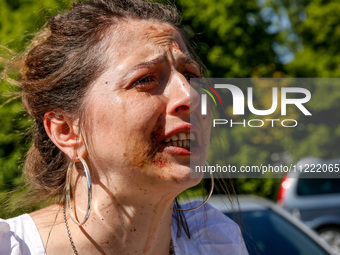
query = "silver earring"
(65, 157, 92, 226)
(174, 162, 214, 212)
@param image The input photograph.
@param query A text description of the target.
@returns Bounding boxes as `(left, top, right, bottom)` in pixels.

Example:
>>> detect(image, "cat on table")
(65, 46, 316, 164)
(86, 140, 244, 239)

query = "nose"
(166, 72, 200, 116)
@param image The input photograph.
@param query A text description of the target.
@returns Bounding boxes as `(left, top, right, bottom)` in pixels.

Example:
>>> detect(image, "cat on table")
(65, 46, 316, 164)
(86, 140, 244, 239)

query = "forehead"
(105, 19, 188, 59)
(124, 19, 183, 44)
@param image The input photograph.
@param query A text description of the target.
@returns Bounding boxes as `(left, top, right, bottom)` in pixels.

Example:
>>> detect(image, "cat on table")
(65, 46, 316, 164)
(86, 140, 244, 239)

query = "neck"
(65, 176, 177, 255)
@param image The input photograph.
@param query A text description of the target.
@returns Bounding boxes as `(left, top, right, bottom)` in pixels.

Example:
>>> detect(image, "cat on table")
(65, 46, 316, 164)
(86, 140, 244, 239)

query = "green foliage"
(178, 0, 283, 77)
(269, 0, 340, 162)
(0, 80, 30, 191)
(0, 0, 72, 51)
(269, 0, 340, 77)
(0, 0, 71, 216)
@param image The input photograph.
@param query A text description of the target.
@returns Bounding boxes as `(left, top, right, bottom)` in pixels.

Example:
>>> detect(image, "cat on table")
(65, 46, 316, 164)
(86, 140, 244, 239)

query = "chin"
(170, 164, 202, 188)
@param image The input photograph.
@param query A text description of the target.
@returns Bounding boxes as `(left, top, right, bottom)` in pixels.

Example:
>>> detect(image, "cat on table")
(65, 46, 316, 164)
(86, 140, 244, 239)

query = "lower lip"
(160, 144, 200, 156)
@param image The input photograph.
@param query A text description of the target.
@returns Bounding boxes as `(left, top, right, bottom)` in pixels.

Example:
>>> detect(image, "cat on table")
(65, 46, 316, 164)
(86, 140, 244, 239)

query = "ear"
(44, 111, 87, 161)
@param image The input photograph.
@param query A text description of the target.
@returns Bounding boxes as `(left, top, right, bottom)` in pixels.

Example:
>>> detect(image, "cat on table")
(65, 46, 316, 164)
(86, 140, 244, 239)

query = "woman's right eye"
(131, 74, 158, 90)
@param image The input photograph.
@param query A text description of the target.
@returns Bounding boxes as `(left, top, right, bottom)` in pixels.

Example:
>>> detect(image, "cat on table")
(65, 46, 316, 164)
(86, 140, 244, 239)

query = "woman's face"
(83, 20, 211, 193)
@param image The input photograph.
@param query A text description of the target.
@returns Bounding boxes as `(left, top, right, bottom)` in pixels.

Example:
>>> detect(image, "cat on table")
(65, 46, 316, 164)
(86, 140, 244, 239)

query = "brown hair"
(21, 0, 181, 199)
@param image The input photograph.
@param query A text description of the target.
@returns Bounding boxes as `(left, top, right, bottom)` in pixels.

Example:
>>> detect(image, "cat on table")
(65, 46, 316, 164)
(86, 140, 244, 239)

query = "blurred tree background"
(0, 0, 72, 217)
(1, 0, 340, 217)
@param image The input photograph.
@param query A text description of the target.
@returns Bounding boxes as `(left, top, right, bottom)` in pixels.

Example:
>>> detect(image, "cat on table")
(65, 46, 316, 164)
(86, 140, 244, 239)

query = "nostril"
(175, 105, 189, 113)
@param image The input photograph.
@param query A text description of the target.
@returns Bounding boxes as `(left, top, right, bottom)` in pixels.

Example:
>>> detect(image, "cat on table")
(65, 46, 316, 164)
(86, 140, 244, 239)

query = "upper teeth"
(164, 133, 195, 142)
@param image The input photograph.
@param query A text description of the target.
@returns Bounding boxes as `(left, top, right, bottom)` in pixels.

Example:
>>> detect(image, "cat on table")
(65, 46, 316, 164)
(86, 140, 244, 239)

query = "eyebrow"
(133, 51, 198, 68)
(178, 51, 197, 65)
(130, 55, 167, 72)
(178, 52, 200, 70)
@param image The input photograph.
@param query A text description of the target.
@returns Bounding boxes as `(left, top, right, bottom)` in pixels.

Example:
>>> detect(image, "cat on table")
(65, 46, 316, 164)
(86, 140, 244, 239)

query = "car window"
(297, 178, 340, 196)
(226, 209, 330, 255)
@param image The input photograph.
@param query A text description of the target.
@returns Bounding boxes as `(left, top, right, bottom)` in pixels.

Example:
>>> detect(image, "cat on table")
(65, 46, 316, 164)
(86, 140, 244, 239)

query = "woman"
(0, 0, 248, 254)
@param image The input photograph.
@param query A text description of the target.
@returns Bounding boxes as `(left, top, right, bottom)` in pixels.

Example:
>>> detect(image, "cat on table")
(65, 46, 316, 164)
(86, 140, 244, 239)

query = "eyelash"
(183, 72, 200, 81)
(131, 72, 200, 90)
(132, 74, 157, 89)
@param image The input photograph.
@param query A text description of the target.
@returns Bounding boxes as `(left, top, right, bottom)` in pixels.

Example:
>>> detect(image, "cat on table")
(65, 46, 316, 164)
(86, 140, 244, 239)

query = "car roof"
(202, 194, 337, 255)
(205, 194, 275, 212)
(287, 157, 340, 177)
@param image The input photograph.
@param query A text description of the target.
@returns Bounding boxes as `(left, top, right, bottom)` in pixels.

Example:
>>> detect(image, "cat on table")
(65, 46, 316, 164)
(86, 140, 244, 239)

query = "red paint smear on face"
(171, 42, 180, 50)
(152, 159, 166, 168)
(163, 28, 174, 33)
(159, 28, 174, 35)
(148, 25, 157, 30)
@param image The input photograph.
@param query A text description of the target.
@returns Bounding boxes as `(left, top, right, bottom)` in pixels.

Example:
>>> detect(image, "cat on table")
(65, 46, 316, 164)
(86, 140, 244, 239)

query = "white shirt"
(0, 213, 44, 255)
(0, 202, 248, 255)
(172, 201, 248, 255)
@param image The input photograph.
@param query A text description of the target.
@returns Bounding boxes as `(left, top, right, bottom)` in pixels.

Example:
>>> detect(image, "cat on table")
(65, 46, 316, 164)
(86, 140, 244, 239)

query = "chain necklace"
(63, 202, 79, 255)
(63, 202, 176, 255)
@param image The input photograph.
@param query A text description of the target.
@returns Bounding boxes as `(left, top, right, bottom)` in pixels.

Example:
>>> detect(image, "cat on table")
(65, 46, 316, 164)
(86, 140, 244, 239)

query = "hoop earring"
(65, 157, 92, 226)
(174, 162, 214, 212)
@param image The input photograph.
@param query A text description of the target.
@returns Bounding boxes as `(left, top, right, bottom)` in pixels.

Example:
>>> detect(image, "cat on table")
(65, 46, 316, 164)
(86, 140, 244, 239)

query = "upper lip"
(159, 124, 199, 143)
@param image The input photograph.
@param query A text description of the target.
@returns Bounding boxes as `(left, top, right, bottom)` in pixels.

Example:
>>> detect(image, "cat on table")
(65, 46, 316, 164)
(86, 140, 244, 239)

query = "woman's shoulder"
(0, 214, 45, 255)
(172, 200, 249, 255)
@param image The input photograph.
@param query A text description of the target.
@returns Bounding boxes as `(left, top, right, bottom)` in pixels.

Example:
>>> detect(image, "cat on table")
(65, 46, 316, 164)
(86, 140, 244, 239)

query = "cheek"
(84, 93, 165, 168)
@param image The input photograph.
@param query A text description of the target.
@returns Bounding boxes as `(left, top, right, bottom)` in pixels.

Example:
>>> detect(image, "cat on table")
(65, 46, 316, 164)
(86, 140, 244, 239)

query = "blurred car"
(207, 195, 336, 255)
(277, 157, 340, 252)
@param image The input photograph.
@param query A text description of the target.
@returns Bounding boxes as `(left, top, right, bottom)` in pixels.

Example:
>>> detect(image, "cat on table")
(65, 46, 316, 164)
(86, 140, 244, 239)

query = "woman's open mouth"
(158, 132, 200, 157)
(163, 132, 195, 149)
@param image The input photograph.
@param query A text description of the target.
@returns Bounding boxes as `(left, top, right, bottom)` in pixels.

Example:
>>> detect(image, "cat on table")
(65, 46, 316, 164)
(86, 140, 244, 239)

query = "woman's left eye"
(184, 73, 200, 82)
